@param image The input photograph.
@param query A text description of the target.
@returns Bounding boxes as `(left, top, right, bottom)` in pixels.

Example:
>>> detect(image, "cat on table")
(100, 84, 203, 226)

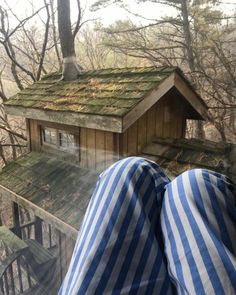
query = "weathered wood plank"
(127, 122, 138, 156)
(87, 129, 96, 169)
(119, 130, 128, 157)
(146, 106, 156, 143)
(80, 128, 87, 168)
(95, 130, 105, 171)
(137, 112, 147, 153)
(29, 120, 41, 152)
(105, 132, 114, 167)
(155, 99, 164, 137)
(5, 106, 123, 133)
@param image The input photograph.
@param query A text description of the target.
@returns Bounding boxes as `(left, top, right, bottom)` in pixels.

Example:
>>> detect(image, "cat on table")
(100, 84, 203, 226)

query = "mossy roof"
(5, 66, 182, 117)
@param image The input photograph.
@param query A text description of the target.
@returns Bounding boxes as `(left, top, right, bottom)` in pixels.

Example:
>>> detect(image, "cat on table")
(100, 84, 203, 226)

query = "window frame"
(41, 126, 79, 155)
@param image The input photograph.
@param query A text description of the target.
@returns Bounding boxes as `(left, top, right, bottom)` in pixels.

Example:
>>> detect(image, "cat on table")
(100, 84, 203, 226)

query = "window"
(59, 132, 75, 149)
(42, 127, 78, 154)
(43, 128, 57, 145)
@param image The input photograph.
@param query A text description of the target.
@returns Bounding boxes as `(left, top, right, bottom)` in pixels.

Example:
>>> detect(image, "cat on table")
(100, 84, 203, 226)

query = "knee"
(164, 168, 235, 208)
(98, 157, 169, 204)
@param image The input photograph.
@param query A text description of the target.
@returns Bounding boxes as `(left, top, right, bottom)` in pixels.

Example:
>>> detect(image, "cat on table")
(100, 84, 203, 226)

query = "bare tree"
(92, 0, 236, 142)
(57, 0, 82, 80)
(0, 0, 52, 166)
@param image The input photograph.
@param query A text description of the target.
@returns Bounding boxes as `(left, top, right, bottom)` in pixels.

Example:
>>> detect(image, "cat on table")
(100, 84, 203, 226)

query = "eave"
(5, 105, 123, 133)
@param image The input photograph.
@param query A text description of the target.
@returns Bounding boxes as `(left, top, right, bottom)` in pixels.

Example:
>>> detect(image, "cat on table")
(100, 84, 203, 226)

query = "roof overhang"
(5, 105, 123, 133)
(5, 71, 209, 133)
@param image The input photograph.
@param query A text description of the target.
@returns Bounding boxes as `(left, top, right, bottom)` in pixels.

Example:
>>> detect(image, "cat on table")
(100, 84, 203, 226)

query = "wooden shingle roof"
(0, 153, 99, 238)
(6, 67, 177, 116)
(141, 137, 231, 179)
(5, 66, 208, 132)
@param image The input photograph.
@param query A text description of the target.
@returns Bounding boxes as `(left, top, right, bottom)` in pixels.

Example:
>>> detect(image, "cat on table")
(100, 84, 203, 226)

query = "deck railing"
(0, 252, 37, 295)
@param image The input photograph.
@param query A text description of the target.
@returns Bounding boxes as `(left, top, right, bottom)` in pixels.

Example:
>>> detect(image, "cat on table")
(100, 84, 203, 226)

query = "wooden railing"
(11, 221, 56, 250)
(0, 252, 38, 295)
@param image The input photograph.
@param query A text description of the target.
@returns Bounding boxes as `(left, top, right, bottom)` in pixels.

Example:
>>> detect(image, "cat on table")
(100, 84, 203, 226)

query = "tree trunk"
(57, 0, 80, 80)
(181, 0, 205, 138)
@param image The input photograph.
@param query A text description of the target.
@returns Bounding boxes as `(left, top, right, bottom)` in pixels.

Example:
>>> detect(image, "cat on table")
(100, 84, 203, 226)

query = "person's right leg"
(59, 157, 174, 295)
(161, 169, 236, 295)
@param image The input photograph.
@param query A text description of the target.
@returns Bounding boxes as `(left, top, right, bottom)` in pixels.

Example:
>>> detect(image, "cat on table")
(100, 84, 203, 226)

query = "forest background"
(0, 0, 235, 168)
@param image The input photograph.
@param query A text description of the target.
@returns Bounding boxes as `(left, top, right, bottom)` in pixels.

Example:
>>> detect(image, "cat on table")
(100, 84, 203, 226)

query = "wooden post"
(12, 202, 22, 239)
(35, 217, 43, 245)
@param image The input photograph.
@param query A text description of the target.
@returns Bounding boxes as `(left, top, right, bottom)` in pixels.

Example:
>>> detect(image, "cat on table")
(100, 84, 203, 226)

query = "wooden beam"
(123, 73, 175, 131)
(35, 217, 43, 245)
(174, 73, 209, 121)
(0, 186, 78, 240)
(12, 202, 22, 239)
(5, 106, 123, 133)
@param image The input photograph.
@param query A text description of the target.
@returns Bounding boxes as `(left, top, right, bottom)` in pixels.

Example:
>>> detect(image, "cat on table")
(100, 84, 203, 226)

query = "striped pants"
(59, 157, 236, 295)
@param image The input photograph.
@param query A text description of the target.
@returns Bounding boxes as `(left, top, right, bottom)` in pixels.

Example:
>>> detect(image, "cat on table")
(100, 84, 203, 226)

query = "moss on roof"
(5, 66, 179, 117)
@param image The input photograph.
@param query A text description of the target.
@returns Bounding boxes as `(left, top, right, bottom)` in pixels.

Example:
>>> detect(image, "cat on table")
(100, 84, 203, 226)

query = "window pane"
(59, 131, 75, 150)
(43, 128, 57, 145)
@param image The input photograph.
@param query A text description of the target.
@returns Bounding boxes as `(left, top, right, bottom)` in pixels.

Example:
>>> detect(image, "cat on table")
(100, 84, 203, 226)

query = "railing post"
(35, 217, 43, 245)
(12, 202, 22, 239)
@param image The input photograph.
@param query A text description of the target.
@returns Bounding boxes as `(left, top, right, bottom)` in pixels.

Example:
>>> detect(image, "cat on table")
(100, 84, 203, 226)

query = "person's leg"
(161, 169, 236, 295)
(59, 157, 174, 295)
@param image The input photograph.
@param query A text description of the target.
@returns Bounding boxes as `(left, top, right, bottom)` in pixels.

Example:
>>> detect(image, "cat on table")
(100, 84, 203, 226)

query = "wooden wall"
(27, 91, 186, 167)
(80, 128, 119, 171)
(119, 93, 186, 157)
(27, 119, 119, 172)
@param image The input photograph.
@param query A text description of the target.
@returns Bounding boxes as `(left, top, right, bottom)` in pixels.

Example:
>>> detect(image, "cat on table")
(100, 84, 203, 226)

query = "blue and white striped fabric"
(59, 157, 236, 295)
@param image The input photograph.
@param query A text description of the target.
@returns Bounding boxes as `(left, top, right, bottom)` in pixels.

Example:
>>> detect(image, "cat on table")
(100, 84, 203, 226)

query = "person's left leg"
(161, 168, 236, 295)
(59, 157, 174, 295)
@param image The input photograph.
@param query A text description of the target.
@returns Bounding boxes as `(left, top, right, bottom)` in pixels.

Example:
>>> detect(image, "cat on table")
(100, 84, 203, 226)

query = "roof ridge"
(41, 66, 179, 81)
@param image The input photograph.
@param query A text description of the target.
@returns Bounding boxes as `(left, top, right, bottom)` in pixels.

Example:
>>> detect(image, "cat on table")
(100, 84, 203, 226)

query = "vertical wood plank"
(105, 131, 114, 168)
(17, 258, 23, 293)
(127, 122, 138, 156)
(177, 103, 184, 138)
(87, 129, 96, 169)
(120, 130, 128, 157)
(58, 231, 67, 283)
(162, 98, 171, 138)
(25, 118, 32, 152)
(80, 128, 87, 168)
(113, 133, 120, 162)
(147, 106, 156, 143)
(35, 217, 43, 245)
(12, 202, 22, 239)
(95, 130, 105, 172)
(137, 113, 147, 153)
(30, 120, 41, 151)
(65, 237, 76, 270)
(155, 100, 163, 137)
